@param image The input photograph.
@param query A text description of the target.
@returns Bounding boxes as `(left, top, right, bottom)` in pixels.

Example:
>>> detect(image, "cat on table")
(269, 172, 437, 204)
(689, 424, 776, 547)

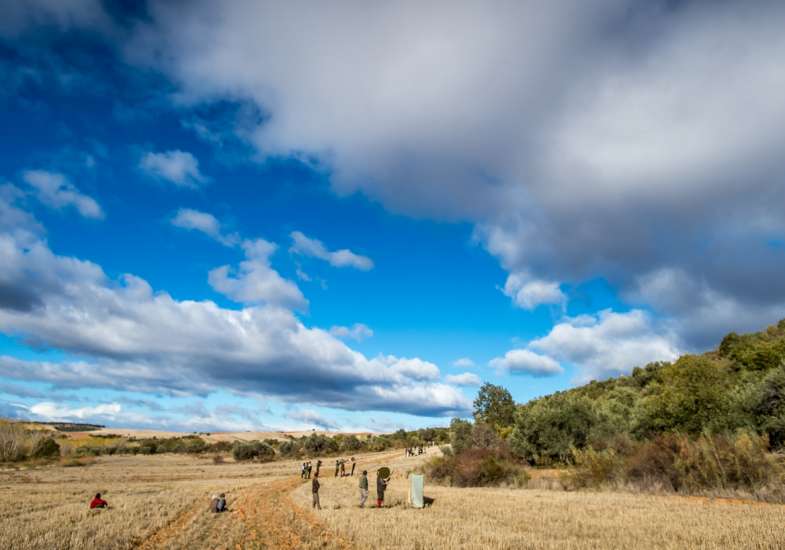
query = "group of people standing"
(300, 459, 321, 479)
(310, 467, 390, 510)
(334, 457, 356, 477)
(404, 446, 425, 457)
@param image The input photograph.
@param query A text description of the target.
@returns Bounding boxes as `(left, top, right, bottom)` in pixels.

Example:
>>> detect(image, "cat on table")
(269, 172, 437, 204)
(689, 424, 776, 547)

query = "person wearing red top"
(89, 493, 108, 509)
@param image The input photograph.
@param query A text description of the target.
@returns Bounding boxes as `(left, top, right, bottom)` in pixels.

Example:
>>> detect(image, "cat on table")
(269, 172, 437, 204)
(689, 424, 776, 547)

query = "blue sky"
(1, 1, 784, 432)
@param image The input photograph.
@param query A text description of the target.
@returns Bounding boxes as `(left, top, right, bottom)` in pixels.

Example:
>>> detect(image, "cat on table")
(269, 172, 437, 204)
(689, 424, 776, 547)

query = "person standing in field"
(350, 457, 356, 476)
(312, 472, 322, 510)
(376, 473, 388, 508)
(359, 470, 369, 507)
(89, 492, 108, 509)
(335, 459, 340, 477)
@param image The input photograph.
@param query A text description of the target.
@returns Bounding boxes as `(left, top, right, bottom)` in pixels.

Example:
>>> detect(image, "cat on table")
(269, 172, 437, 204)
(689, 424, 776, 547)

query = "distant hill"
(23, 421, 105, 432)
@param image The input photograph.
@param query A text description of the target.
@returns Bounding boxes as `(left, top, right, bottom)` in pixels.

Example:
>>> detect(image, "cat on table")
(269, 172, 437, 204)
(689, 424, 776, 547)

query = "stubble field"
(2, 447, 785, 549)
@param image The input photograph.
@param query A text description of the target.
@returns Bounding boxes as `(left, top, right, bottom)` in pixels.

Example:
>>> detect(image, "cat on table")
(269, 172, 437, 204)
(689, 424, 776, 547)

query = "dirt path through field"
(135, 475, 352, 549)
(134, 449, 418, 549)
(232, 477, 353, 550)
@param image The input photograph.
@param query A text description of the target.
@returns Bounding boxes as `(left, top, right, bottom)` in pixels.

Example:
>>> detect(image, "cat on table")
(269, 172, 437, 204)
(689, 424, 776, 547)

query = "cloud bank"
(0, 193, 470, 417)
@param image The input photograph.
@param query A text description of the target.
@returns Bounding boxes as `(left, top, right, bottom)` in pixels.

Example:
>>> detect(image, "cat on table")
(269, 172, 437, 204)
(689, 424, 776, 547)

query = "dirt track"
(134, 476, 351, 550)
(135, 450, 404, 549)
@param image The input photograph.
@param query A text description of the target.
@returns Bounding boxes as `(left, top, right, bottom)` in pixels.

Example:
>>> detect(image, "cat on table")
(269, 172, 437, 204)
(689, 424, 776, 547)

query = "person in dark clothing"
(210, 493, 227, 513)
(307, 461, 312, 479)
(315, 459, 322, 477)
(350, 457, 356, 476)
(312, 473, 321, 510)
(335, 459, 340, 477)
(359, 470, 369, 507)
(89, 493, 108, 509)
(376, 473, 388, 508)
(340, 459, 346, 477)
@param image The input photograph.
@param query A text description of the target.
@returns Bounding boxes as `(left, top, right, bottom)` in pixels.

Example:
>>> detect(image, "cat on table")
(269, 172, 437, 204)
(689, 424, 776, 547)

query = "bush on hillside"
(571, 431, 783, 495)
(31, 436, 60, 459)
(232, 440, 275, 462)
(427, 448, 528, 487)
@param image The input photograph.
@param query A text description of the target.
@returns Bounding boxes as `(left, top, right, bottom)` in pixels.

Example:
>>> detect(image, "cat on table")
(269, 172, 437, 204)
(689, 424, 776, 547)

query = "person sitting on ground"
(89, 492, 108, 509)
(210, 493, 228, 513)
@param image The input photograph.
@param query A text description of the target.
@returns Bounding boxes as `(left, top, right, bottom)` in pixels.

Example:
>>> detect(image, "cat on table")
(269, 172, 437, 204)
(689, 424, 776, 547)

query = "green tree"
(450, 418, 473, 454)
(634, 355, 732, 436)
(510, 394, 598, 464)
(473, 383, 516, 430)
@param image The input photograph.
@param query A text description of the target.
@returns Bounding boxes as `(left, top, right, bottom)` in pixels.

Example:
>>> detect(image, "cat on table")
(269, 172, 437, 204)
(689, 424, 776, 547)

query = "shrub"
(31, 437, 60, 459)
(232, 441, 275, 462)
(450, 418, 473, 454)
(303, 434, 339, 455)
(426, 448, 528, 487)
(278, 440, 301, 457)
(572, 431, 782, 495)
(0, 422, 31, 462)
(340, 435, 363, 452)
(571, 447, 625, 488)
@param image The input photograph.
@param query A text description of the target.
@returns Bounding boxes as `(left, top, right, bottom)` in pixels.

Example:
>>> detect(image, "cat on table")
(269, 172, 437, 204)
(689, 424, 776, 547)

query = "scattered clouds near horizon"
(171, 208, 240, 247)
(329, 323, 373, 342)
(445, 372, 482, 387)
(0, 194, 471, 418)
(287, 409, 339, 431)
(139, 150, 207, 188)
(22, 170, 103, 219)
(525, 309, 680, 383)
(290, 231, 373, 271)
(30, 401, 121, 420)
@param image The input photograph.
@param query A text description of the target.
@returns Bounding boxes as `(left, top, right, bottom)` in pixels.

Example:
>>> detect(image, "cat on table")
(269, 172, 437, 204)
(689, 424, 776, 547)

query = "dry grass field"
(3, 447, 785, 549)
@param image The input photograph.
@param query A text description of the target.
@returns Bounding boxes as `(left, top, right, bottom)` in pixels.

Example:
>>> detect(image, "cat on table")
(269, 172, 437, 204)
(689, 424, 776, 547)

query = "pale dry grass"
(5, 448, 785, 549)
(0, 453, 293, 549)
(291, 449, 785, 549)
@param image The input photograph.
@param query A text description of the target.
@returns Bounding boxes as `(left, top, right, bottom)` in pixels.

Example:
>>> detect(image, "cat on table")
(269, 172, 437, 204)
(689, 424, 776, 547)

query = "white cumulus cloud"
(290, 231, 373, 271)
(489, 349, 563, 377)
(171, 208, 240, 246)
(208, 238, 307, 310)
(23, 170, 103, 219)
(140, 150, 206, 188)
